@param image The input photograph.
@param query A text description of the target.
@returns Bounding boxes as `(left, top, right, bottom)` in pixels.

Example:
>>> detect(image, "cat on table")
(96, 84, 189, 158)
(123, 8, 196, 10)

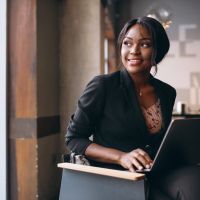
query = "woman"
(66, 17, 200, 200)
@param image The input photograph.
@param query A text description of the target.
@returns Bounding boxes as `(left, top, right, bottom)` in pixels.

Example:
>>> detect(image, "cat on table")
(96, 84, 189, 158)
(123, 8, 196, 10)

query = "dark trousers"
(148, 166, 200, 200)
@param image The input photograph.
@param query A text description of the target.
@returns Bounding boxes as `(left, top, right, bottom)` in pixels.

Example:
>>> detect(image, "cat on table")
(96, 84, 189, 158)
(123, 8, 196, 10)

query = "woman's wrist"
(85, 143, 125, 165)
(114, 150, 125, 165)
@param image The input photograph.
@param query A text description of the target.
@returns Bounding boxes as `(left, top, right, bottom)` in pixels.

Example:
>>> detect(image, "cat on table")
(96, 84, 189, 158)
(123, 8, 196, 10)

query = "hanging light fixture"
(146, 2, 173, 29)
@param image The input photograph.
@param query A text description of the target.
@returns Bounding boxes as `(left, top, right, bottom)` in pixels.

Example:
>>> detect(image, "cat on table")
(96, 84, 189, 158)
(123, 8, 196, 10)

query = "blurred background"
(1, 0, 200, 199)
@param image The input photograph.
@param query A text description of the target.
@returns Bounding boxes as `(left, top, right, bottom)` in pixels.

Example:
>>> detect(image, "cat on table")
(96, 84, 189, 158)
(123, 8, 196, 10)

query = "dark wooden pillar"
(8, 0, 60, 199)
(8, 0, 37, 199)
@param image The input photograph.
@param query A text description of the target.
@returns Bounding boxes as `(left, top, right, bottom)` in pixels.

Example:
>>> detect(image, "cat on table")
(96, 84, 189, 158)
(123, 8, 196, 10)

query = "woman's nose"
(130, 45, 140, 54)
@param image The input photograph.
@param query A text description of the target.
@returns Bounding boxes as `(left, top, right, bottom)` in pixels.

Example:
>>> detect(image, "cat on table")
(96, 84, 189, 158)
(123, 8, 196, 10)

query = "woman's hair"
(117, 16, 170, 66)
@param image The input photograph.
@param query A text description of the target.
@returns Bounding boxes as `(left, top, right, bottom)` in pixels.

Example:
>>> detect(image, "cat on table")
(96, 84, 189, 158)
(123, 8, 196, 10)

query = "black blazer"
(66, 68, 176, 162)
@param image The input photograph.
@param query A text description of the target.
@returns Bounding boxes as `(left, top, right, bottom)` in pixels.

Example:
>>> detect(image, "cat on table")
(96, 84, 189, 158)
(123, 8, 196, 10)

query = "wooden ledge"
(57, 163, 145, 181)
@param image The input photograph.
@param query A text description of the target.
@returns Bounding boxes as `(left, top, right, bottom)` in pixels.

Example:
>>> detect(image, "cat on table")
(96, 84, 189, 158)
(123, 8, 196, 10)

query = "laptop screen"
(137, 118, 200, 173)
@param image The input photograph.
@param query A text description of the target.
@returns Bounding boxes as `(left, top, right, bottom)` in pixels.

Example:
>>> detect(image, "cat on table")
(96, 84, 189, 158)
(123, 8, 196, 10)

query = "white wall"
(0, 0, 7, 199)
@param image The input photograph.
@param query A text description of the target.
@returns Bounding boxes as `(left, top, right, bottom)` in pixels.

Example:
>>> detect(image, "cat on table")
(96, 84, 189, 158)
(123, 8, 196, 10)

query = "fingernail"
(138, 166, 143, 170)
(145, 164, 150, 169)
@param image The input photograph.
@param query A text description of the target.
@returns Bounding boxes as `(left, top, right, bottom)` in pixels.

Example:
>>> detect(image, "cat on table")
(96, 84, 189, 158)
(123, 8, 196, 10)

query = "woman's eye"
(141, 42, 152, 48)
(123, 41, 132, 47)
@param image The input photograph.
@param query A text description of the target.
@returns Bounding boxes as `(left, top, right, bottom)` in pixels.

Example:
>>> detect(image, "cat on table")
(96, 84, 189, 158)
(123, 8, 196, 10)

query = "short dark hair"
(117, 16, 170, 65)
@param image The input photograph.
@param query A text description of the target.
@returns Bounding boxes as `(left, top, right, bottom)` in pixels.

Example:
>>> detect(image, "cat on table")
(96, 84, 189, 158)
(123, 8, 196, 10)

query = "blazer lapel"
(151, 78, 169, 130)
(120, 69, 149, 141)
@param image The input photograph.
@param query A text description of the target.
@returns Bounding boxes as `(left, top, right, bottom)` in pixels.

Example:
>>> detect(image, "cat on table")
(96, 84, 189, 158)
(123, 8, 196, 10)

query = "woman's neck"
(129, 72, 153, 98)
(130, 72, 151, 88)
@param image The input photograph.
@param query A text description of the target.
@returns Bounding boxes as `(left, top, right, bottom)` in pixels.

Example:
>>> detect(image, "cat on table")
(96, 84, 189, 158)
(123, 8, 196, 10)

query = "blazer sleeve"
(65, 75, 105, 155)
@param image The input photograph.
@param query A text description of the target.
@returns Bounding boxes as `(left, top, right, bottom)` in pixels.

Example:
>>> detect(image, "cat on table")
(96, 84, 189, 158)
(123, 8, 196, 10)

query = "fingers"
(118, 149, 153, 172)
(132, 149, 153, 169)
(130, 156, 144, 170)
(129, 149, 153, 171)
(127, 163, 135, 173)
(135, 148, 152, 162)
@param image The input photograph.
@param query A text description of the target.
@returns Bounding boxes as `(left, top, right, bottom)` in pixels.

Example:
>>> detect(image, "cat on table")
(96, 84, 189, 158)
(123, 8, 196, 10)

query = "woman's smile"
(127, 58, 143, 65)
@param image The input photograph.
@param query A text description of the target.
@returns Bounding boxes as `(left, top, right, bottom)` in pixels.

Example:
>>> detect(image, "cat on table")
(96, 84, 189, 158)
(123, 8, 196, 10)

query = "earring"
(152, 64, 158, 76)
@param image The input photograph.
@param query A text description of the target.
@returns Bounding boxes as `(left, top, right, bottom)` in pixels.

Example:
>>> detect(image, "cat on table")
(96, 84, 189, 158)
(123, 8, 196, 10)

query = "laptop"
(137, 118, 200, 173)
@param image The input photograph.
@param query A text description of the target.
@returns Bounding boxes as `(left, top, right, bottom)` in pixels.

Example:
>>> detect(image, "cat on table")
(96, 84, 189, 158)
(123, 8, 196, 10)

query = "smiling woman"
(65, 16, 200, 200)
(116, 17, 170, 112)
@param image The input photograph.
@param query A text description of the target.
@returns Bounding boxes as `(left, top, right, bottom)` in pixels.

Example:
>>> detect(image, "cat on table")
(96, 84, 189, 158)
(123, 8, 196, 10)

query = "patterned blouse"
(141, 99, 162, 134)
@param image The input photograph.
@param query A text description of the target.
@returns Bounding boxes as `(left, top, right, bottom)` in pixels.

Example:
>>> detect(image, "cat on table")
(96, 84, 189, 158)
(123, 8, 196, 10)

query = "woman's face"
(121, 24, 153, 76)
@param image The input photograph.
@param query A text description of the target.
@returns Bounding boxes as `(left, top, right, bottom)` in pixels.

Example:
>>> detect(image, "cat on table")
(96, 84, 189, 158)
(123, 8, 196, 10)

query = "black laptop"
(137, 118, 200, 173)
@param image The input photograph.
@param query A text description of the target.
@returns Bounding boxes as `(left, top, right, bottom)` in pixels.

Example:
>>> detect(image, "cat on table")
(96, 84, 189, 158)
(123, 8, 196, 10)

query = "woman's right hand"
(118, 148, 153, 172)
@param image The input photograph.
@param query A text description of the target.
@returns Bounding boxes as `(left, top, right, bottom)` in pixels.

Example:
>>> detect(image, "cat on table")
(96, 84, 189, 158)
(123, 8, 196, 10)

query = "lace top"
(141, 99, 162, 134)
